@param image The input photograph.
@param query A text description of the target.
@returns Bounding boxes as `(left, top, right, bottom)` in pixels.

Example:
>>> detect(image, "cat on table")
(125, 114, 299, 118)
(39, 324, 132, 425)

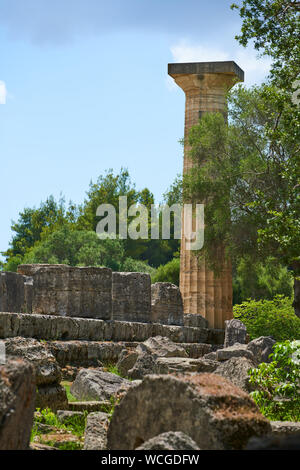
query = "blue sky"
(0, 0, 272, 259)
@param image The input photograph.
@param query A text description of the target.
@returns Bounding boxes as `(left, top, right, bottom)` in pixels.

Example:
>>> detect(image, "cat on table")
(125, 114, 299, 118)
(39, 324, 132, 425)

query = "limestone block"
(214, 356, 257, 393)
(107, 373, 271, 450)
(0, 358, 36, 450)
(32, 265, 112, 320)
(70, 369, 133, 402)
(17, 263, 68, 277)
(35, 383, 68, 412)
(224, 319, 247, 347)
(23, 277, 33, 313)
(151, 283, 184, 326)
(183, 313, 209, 329)
(4, 337, 61, 386)
(83, 412, 110, 450)
(112, 272, 151, 323)
(0, 272, 25, 313)
(246, 336, 276, 364)
(216, 344, 254, 362)
(137, 336, 188, 358)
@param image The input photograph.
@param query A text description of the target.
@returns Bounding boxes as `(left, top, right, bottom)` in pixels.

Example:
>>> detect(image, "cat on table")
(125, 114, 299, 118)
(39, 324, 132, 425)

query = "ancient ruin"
(168, 61, 244, 329)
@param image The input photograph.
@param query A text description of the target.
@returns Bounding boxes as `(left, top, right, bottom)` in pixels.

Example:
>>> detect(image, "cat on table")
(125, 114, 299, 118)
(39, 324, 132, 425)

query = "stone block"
(4, 337, 61, 386)
(70, 369, 133, 402)
(0, 272, 25, 313)
(183, 313, 208, 329)
(32, 265, 112, 320)
(224, 319, 247, 347)
(0, 358, 36, 450)
(83, 412, 110, 450)
(216, 343, 254, 362)
(112, 272, 151, 323)
(35, 383, 68, 412)
(107, 373, 271, 450)
(151, 282, 183, 326)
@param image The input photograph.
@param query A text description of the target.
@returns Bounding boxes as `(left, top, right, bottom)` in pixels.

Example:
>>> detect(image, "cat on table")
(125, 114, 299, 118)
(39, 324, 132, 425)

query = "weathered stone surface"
(126, 352, 159, 380)
(246, 336, 276, 364)
(32, 265, 112, 320)
(35, 383, 68, 412)
(0, 272, 25, 313)
(47, 340, 126, 368)
(203, 351, 217, 361)
(183, 314, 208, 329)
(70, 369, 132, 402)
(17, 264, 67, 277)
(83, 412, 109, 450)
(224, 319, 247, 348)
(180, 342, 212, 358)
(116, 349, 139, 377)
(136, 431, 200, 450)
(117, 336, 214, 380)
(151, 283, 183, 326)
(137, 336, 188, 358)
(270, 421, 300, 436)
(112, 272, 151, 323)
(214, 357, 256, 393)
(107, 373, 271, 450)
(0, 312, 220, 344)
(4, 337, 61, 386)
(23, 277, 33, 314)
(156, 357, 218, 374)
(0, 358, 35, 450)
(216, 343, 255, 362)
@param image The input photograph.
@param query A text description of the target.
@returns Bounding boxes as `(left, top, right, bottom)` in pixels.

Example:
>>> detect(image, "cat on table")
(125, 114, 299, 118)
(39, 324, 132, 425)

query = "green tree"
(2, 196, 77, 268)
(151, 257, 180, 286)
(23, 226, 126, 271)
(233, 256, 293, 304)
(231, 0, 300, 89)
(183, 83, 300, 315)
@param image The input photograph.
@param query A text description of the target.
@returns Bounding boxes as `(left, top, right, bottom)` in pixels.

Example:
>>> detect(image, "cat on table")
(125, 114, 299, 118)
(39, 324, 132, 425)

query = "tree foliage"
(231, 0, 300, 88)
(248, 340, 300, 421)
(183, 84, 299, 277)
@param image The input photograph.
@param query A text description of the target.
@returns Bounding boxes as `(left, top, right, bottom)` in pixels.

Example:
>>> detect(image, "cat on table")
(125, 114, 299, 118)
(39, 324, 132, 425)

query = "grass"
(61, 381, 78, 403)
(102, 363, 122, 376)
(31, 408, 87, 450)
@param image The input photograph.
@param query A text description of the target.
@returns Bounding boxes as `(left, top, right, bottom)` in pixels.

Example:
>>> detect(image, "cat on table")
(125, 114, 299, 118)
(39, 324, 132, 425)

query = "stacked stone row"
(0, 264, 184, 326)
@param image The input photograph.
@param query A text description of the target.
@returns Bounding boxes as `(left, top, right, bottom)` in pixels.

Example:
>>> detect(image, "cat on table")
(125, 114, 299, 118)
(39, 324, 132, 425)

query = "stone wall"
(0, 264, 224, 331)
(0, 312, 224, 344)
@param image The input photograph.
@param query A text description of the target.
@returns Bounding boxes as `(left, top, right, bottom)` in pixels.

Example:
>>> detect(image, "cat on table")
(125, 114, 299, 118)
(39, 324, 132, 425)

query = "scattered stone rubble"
(0, 263, 295, 450)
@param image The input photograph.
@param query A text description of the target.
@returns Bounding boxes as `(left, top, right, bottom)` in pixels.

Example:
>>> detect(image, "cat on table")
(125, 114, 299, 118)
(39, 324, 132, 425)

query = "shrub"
(233, 295, 300, 341)
(248, 340, 300, 421)
(151, 257, 180, 286)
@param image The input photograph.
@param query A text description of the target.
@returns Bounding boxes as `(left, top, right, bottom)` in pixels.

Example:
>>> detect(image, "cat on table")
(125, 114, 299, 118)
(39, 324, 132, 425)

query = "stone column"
(168, 61, 244, 329)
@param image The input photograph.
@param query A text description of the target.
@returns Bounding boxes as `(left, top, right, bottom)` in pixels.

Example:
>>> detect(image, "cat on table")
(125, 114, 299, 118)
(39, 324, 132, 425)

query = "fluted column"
(168, 61, 244, 329)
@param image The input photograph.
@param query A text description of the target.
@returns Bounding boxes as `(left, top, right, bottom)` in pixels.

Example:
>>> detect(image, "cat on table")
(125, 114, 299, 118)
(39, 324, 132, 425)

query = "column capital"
(168, 61, 244, 94)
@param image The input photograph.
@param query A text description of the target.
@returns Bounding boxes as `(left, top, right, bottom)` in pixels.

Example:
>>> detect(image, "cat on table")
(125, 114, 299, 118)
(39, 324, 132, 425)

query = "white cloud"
(169, 39, 272, 87)
(170, 40, 229, 64)
(0, 81, 7, 104)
